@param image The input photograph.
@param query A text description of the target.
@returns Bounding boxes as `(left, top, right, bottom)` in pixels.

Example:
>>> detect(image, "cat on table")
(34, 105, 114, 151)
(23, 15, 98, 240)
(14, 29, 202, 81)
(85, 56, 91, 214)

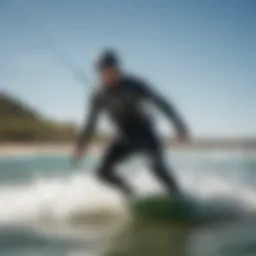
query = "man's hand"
(71, 146, 85, 164)
(176, 129, 190, 143)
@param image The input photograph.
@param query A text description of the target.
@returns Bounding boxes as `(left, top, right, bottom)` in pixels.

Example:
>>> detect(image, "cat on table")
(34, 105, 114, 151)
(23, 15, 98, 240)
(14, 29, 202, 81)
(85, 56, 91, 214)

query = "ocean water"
(0, 149, 255, 256)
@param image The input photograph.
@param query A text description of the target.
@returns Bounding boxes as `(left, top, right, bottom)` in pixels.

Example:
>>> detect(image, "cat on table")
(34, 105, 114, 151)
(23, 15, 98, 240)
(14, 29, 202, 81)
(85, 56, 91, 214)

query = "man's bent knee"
(150, 154, 165, 170)
(97, 166, 112, 182)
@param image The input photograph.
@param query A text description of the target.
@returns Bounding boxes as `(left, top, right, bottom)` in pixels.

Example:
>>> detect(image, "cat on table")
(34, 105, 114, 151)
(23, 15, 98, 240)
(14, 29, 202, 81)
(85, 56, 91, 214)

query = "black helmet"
(96, 49, 119, 70)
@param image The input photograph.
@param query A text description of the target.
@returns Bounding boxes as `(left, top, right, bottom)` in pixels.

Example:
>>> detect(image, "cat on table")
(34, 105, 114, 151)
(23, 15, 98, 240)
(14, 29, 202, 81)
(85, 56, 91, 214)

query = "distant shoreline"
(0, 143, 102, 156)
(0, 139, 255, 156)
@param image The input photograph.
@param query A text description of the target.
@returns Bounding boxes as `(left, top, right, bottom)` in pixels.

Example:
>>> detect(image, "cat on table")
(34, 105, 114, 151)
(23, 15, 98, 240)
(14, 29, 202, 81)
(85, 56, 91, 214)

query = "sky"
(0, 0, 255, 137)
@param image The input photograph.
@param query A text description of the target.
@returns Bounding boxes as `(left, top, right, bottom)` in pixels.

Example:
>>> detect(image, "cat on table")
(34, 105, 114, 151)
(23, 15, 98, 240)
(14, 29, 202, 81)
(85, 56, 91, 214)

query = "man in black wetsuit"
(72, 49, 190, 198)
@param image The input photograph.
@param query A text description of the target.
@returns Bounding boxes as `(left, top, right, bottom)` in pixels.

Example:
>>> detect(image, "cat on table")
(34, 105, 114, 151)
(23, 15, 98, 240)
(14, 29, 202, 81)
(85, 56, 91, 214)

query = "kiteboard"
(132, 195, 196, 222)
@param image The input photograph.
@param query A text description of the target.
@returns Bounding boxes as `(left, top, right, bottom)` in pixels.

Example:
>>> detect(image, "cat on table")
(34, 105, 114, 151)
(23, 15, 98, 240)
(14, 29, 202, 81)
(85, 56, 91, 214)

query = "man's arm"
(138, 80, 189, 138)
(76, 93, 102, 152)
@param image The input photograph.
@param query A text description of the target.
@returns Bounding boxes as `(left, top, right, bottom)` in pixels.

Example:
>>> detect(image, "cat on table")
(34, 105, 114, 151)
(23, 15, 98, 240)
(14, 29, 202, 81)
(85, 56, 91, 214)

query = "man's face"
(99, 66, 119, 86)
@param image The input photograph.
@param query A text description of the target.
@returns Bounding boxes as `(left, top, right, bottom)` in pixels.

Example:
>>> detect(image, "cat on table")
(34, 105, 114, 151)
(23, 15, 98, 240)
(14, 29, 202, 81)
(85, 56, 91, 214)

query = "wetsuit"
(77, 75, 188, 197)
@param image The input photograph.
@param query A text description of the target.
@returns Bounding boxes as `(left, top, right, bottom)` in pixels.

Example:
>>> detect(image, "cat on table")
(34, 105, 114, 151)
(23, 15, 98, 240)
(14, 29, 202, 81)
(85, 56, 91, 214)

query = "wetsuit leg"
(97, 138, 134, 197)
(142, 132, 181, 196)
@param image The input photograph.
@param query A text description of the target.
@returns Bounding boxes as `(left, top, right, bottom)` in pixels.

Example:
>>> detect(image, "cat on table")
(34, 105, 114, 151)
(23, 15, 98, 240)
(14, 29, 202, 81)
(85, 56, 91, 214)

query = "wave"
(0, 172, 128, 225)
(0, 166, 255, 227)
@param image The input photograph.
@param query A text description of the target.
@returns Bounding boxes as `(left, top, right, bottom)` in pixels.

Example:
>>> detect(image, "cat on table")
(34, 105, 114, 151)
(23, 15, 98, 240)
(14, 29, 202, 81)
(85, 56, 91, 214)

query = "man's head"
(96, 49, 121, 86)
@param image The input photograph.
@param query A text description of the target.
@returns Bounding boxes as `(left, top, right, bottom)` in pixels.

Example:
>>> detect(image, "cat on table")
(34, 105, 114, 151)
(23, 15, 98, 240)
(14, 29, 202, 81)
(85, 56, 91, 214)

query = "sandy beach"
(0, 139, 255, 157)
(0, 143, 71, 156)
(0, 143, 104, 157)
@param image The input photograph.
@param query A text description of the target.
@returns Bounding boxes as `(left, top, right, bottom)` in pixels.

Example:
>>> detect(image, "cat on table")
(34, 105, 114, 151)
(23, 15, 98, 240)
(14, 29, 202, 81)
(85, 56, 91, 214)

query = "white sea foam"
(0, 172, 128, 225)
(0, 163, 255, 226)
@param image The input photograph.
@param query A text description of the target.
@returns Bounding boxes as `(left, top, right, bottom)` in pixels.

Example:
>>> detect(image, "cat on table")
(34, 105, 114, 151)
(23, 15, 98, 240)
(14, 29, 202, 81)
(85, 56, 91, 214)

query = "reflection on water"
(107, 216, 256, 256)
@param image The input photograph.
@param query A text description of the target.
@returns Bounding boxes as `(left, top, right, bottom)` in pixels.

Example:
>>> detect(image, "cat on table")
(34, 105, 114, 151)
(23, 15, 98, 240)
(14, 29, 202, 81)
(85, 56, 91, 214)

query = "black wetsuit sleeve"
(137, 80, 189, 135)
(76, 93, 102, 150)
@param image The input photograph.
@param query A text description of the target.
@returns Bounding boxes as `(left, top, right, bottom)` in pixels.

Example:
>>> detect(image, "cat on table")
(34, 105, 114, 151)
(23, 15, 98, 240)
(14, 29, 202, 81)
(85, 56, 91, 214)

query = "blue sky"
(0, 0, 255, 137)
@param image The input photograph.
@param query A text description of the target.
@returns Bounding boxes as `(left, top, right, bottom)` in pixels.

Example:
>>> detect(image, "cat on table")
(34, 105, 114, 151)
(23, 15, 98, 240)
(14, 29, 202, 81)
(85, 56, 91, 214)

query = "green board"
(132, 195, 196, 222)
